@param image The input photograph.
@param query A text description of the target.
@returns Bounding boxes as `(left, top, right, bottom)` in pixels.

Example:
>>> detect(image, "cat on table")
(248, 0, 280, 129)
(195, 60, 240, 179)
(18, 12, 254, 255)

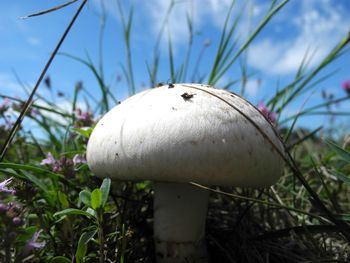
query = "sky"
(0, 0, 349, 134)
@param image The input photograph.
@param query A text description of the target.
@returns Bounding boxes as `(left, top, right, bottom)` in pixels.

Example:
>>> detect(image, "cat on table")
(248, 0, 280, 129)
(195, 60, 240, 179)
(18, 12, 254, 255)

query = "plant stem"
(0, 0, 87, 162)
(97, 210, 105, 263)
(5, 236, 11, 263)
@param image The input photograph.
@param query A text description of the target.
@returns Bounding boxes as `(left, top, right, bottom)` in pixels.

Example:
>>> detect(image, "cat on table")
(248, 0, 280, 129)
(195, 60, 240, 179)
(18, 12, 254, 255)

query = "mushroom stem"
(153, 182, 210, 263)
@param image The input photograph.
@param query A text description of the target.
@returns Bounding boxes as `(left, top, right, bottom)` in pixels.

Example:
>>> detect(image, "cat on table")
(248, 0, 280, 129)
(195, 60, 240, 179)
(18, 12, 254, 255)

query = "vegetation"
(1, 0, 350, 262)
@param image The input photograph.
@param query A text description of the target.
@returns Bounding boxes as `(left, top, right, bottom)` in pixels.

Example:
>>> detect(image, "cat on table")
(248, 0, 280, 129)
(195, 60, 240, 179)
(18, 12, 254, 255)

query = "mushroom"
(86, 83, 284, 263)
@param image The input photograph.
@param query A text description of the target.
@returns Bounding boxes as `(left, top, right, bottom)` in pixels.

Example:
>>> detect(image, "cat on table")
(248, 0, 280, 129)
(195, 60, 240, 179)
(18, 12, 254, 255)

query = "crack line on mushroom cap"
(182, 84, 286, 161)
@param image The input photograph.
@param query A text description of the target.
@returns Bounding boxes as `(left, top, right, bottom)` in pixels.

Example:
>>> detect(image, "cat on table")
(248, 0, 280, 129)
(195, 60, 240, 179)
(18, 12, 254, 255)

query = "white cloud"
(247, 0, 349, 75)
(144, 0, 264, 47)
(92, 0, 265, 48)
(92, 0, 348, 76)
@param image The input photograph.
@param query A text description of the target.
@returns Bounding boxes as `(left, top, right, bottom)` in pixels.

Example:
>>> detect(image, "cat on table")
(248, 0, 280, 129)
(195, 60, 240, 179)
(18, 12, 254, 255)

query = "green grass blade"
(210, 0, 289, 85)
(326, 140, 350, 163)
(277, 33, 350, 112)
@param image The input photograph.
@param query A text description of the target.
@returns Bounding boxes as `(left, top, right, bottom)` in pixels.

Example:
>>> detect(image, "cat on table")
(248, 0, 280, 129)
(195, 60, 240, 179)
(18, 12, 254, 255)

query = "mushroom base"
(153, 182, 210, 263)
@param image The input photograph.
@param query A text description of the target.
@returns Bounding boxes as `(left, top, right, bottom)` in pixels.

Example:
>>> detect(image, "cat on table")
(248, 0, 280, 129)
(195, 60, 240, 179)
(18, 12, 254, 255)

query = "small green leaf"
(75, 229, 97, 263)
(135, 181, 150, 190)
(326, 140, 350, 163)
(53, 208, 94, 219)
(100, 178, 111, 208)
(71, 127, 93, 138)
(50, 256, 71, 263)
(86, 208, 96, 217)
(91, 189, 102, 210)
(81, 229, 97, 244)
(79, 190, 91, 207)
(58, 191, 69, 209)
(75, 232, 88, 263)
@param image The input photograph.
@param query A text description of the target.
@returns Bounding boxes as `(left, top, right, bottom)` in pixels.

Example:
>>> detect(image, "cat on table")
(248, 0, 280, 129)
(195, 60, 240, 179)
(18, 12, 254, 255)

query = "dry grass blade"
(20, 0, 79, 19)
(189, 182, 327, 222)
(0, 0, 88, 162)
(251, 225, 341, 241)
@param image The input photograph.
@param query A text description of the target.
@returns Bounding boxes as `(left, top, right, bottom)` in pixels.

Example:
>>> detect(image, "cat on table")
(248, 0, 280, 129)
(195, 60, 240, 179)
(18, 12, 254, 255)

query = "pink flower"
(257, 102, 277, 124)
(0, 177, 16, 194)
(342, 80, 350, 95)
(22, 230, 46, 256)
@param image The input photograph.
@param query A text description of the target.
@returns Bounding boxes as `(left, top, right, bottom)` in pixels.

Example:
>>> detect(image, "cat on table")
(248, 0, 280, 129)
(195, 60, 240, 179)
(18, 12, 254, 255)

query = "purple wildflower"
(73, 154, 86, 165)
(41, 152, 75, 177)
(342, 80, 350, 95)
(22, 230, 46, 257)
(0, 177, 15, 194)
(75, 108, 94, 128)
(257, 102, 277, 124)
(58, 157, 74, 178)
(40, 152, 61, 173)
(40, 152, 56, 166)
(12, 217, 22, 226)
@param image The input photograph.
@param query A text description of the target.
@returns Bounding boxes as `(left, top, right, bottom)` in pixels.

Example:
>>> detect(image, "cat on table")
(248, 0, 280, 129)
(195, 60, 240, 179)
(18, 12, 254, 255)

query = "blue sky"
(0, 0, 349, 132)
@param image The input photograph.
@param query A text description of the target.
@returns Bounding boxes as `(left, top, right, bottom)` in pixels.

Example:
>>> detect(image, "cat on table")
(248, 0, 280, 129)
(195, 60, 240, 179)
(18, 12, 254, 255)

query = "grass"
(1, 0, 350, 262)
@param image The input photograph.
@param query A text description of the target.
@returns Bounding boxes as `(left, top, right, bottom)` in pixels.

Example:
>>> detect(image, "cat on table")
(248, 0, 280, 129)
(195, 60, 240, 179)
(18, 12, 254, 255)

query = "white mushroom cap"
(87, 83, 284, 187)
